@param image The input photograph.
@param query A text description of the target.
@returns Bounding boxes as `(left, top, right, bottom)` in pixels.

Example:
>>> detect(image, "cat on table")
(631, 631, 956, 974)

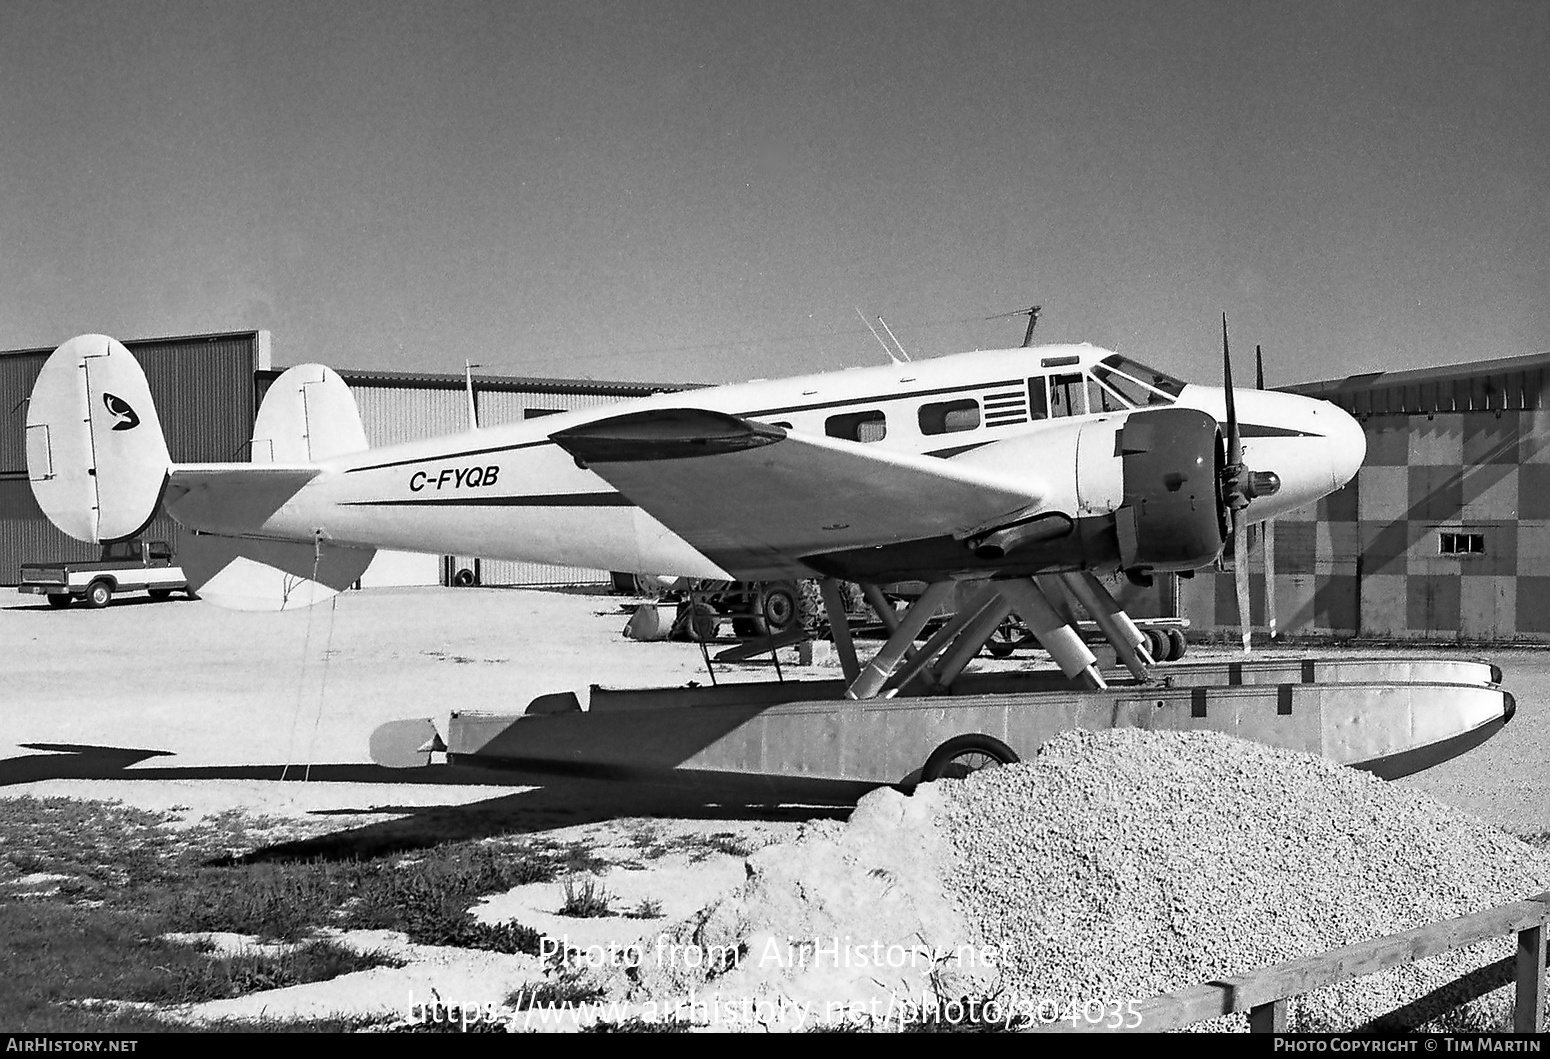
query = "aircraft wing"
(550, 409, 1040, 579)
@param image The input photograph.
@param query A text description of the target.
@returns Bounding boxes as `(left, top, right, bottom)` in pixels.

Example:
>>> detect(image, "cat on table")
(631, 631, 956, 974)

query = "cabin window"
(148, 542, 172, 560)
(1050, 374, 1086, 418)
(826, 409, 887, 443)
(1087, 375, 1128, 414)
(1439, 531, 1485, 556)
(1096, 354, 1186, 401)
(918, 399, 980, 435)
(1027, 378, 1049, 420)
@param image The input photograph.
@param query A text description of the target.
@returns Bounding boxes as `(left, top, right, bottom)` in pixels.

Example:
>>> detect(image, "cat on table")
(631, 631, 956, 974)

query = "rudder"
(26, 335, 171, 542)
(252, 364, 368, 463)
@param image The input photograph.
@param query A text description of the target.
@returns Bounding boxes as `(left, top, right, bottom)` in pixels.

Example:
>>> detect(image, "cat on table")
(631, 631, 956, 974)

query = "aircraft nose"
(1319, 401, 1367, 491)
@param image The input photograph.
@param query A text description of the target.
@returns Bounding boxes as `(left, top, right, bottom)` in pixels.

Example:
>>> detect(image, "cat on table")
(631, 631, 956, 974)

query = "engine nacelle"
(1109, 406, 1224, 570)
(952, 406, 1223, 571)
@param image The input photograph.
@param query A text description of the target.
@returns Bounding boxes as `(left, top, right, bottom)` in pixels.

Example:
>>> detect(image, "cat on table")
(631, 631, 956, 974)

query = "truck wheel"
(674, 601, 720, 642)
(85, 581, 113, 609)
(46, 594, 72, 608)
(1166, 628, 1187, 661)
(760, 583, 800, 636)
(147, 588, 173, 601)
(921, 734, 1019, 782)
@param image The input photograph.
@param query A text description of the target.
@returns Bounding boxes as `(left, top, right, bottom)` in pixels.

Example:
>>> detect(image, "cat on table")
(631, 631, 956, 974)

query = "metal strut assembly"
(835, 576, 1120, 700)
(845, 581, 956, 699)
(996, 578, 1106, 690)
(1057, 571, 1154, 681)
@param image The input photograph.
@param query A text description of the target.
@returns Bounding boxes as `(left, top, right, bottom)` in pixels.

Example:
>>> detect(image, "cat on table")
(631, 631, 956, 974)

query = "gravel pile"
(620, 729, 1549, 1031)
(939, 729, 1550, 1031)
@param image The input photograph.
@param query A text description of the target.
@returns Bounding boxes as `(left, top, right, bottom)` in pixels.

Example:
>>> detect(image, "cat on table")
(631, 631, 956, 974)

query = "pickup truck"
(19, 540, 192, 608)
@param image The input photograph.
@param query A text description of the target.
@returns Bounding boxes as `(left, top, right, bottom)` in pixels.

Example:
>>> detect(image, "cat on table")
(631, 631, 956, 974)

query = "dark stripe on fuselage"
(342, 492, 635, 507)
(345, 437, 555, 474)
(737, 377, 1025, 419)
(1240, 424, 1319, 438)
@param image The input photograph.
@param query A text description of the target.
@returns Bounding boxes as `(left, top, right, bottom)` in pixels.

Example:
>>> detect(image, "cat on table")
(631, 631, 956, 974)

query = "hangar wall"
(1185, 351, 1550, 642)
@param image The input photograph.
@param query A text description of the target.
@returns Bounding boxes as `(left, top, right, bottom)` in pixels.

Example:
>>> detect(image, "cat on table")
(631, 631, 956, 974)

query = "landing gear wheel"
(85, 581, 113, 609)
(453, 568, 475, 587)
(46, 594, 71, 608)
(1144, 627, 1169, 662)
(1166, 628, 1187, 661)
(147, 588, 173, 601)
(921, 734, 1019, 782)
(986, 619, 1020, 658)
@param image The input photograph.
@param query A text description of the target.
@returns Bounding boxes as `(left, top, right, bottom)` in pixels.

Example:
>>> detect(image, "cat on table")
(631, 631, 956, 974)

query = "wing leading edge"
(550, 408, 1042, 580)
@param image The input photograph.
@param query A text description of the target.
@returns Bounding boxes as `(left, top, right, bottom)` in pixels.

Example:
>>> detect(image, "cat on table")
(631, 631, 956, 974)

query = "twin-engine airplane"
(24, 326, 1364, 694)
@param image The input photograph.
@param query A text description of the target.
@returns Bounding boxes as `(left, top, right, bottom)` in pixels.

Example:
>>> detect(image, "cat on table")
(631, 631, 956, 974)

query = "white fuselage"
(248, 344, 1366, 578)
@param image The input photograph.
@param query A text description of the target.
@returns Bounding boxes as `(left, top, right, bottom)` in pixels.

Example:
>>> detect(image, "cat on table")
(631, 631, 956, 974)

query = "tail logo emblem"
(103, 392, 140, 431)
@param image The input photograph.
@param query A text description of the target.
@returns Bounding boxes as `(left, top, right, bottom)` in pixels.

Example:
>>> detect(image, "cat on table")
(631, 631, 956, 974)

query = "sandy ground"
(4, 583, 1546, 829)
(4, 584, 1550, 1028)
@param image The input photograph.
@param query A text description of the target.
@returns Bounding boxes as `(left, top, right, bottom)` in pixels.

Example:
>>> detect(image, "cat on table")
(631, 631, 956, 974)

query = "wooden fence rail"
(1037, 891, 1550, 1033)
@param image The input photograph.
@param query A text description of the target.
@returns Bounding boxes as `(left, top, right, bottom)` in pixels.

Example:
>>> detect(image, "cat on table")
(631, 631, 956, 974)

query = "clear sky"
(1, 0, 1545, 386)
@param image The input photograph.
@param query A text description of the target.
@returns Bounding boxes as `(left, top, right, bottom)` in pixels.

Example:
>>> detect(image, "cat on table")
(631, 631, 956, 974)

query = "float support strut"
(996, 578, 1105, 690)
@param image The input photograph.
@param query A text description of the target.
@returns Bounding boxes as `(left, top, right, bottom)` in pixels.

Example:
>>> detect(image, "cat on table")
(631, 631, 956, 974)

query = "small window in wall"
(827, 409, 887, 442)
(918, 399, 980, 435)
(1439, 531, 1485, 555)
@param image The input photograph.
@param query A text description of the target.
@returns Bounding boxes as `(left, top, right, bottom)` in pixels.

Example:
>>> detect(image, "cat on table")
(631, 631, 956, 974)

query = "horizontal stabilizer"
(369, 719, 445, 768)
(181, 531, 376, 611)
(551, 408, 1041, 579)
(163, 465, 321, 537)
(26, 335, 171, 542)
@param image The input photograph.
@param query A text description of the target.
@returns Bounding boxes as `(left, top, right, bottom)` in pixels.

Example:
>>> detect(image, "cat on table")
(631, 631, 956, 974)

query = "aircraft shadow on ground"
(0, 743, 855, 864)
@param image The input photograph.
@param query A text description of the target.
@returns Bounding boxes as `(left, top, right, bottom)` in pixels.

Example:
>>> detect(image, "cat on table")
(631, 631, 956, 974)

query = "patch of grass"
(0, 799, 623, 1028)
(508, 971, 608, 1010)
(584, 1016, 696, 1032)
(558, 876, 614, 918)
(0, 797, 183, 898)
(0, 901, 399, 1031)
(159, 841, 570, 949)
(627, 897, 663, 919)
(140, 939, 402, 1004)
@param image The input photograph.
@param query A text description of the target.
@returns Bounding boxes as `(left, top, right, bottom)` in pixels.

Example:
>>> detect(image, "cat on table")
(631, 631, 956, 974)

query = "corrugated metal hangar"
(0, 330, 677, 589)
(5, 330, 1548, 643)
(1186, 350, 1550, 642)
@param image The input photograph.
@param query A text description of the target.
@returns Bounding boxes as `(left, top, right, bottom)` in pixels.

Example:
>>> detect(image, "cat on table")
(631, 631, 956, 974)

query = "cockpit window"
(1094, 355, 1186, 405)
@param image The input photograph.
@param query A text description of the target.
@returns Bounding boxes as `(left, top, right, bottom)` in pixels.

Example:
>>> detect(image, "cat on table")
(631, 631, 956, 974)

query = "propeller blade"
(1235, 514, 1251, 654)
(1263, 519, 1277, 640)
(1222, 313, 1240, 468)
(1255, 343, 1277, 640)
